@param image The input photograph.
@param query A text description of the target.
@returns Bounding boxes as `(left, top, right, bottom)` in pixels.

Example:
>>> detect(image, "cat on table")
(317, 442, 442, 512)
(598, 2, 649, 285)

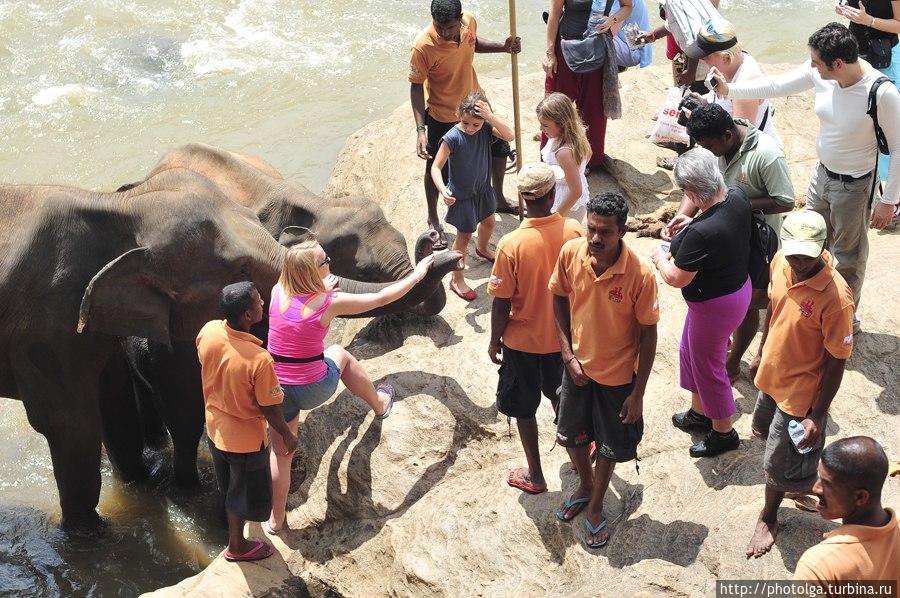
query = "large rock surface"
(147, 65, 899, 597)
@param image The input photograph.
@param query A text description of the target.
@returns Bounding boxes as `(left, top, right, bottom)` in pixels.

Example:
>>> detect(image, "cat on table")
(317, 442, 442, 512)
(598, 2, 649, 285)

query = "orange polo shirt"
(488, 213, 583, 354)
(795, 509, 899, 587)
(754, 251, 854, 418)
(408, 12, 481, 123)
(196, 320, 284, 454)
(549, 239, 660, 385)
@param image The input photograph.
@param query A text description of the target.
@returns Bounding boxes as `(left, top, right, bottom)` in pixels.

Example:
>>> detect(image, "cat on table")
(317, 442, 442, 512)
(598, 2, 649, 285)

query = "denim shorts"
(280, 357, 341, 421)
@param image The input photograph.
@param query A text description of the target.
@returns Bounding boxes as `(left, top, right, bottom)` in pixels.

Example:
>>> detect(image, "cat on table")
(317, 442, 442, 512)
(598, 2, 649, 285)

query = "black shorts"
(555, 371, 643, 463)
(495, 346, 562, 419)
(207, 438, 272, 522)
(425, 111, 512, 181)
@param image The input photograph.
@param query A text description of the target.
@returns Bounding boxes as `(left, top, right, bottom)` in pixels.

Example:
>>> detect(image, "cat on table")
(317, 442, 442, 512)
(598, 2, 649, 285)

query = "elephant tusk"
(76, 319, 86, 333)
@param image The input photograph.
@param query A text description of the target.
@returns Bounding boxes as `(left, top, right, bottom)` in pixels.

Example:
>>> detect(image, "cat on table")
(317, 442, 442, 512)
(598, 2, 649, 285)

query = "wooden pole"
(508, 0, 524, 221)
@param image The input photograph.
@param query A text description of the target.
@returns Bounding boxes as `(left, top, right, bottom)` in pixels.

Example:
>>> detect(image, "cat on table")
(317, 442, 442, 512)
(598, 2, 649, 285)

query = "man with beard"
(795, 436, 899, 585)
(549, 192, 659, 549)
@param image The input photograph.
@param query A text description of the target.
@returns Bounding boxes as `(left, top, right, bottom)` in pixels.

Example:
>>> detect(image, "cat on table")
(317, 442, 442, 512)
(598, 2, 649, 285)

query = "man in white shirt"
(710, 23, 900, 330)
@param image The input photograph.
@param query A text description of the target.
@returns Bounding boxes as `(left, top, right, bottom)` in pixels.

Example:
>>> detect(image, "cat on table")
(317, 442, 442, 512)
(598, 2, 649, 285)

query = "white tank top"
(541, 141, 589, 213)
(708, 53, 783, 148)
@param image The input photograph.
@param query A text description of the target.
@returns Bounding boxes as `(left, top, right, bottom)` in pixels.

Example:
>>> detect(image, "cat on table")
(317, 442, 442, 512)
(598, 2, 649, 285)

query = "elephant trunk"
(334, 249, 462, 318)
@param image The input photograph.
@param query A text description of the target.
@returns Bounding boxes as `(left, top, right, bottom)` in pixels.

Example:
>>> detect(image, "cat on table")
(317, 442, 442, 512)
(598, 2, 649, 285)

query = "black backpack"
(748, 212, 779, 290)
(868, 76, 893, 156)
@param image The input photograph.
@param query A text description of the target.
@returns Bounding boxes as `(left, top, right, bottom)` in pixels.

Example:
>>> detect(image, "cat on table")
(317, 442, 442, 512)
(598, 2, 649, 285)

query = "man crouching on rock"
(549, 193, 659, 549)
(196, 282, 298, 562)
(488, 163, 583, 495)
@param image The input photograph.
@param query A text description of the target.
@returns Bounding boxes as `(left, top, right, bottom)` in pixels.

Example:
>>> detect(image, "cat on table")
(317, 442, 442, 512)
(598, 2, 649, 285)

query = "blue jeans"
(280, 357, 341, 421)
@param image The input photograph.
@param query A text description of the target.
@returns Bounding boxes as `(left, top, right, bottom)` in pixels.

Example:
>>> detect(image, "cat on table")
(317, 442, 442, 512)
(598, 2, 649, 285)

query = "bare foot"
(745, 517, 778, 559)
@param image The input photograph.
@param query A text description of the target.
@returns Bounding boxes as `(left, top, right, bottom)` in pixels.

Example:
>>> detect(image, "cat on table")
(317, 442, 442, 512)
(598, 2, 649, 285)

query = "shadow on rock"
(346, 313, 461, 360)
(846, 331, 899, 415)
(771, 506, 838, 572)
(281, 370, 496, 563)
(692, 440, 767, 489)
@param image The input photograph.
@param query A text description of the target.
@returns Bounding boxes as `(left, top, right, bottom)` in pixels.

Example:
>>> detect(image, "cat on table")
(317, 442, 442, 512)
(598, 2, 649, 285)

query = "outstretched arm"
(712, 64, 815, 100)
(476, 36, 521, 54)
(325, 256, 435, 319)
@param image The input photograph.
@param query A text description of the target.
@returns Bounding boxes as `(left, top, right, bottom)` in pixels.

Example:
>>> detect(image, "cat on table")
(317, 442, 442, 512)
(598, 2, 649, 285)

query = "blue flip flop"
(584, 515, 609, 549)
(555, 496, 590, 522)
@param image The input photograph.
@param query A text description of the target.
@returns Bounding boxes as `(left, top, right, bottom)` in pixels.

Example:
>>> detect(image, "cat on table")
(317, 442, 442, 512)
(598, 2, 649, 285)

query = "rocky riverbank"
(146, 65, 899, 598)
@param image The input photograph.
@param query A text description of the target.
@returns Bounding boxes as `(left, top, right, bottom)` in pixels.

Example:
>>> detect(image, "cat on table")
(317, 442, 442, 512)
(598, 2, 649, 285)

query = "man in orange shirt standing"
(549, 192, 659, 549)
(795, 436, 899, 586)
(409, 0, 521, 250)
(196, 282, 298, 562)
(488, 163, 583, 495)
(747, 211, 855, 560)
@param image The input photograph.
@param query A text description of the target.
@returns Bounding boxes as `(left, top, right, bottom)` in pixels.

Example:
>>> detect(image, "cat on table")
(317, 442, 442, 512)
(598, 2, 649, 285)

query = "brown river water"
(0, 0, 833, 595)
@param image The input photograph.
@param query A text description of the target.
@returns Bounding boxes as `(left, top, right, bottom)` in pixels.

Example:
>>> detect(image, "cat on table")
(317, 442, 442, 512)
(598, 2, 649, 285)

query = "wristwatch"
(416, 124, 426, 132)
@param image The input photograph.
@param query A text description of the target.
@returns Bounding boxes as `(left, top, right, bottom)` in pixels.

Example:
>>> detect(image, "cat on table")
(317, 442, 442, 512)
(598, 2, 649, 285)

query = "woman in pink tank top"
(265, 238, 434, 532)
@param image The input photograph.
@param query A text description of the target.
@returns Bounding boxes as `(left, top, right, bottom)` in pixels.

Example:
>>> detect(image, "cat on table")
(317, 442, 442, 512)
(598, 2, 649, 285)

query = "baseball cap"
(781, 210, 827, 258)
(685, 18, 739, 60)
(517, 162, 564, 200)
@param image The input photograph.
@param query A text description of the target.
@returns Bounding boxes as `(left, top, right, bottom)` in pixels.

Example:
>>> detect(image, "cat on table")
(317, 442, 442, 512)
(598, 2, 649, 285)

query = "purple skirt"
(679, 277, 752, 420)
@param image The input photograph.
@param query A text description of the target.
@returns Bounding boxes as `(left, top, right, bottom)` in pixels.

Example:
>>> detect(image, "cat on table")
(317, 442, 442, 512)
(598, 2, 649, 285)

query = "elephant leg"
(98, 349, 149, 483)
(12, 341, 107, 532)
(47, 421, 104, 532)
(152, 341, 204, 487)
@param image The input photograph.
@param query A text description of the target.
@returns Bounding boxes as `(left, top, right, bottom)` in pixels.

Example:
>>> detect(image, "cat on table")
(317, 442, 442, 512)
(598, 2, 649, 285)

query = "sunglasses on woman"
(319, 255, 331, 267)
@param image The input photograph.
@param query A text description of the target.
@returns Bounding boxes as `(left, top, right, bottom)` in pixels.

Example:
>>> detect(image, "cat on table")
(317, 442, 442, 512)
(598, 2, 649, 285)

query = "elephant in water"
(115, 144, 464, 487)
(120, 142, 449, 315)
(0, 171, 462, 530)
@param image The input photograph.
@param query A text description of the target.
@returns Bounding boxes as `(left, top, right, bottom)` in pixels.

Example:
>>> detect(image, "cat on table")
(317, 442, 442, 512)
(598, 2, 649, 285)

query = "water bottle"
(788, 420, 812, 454)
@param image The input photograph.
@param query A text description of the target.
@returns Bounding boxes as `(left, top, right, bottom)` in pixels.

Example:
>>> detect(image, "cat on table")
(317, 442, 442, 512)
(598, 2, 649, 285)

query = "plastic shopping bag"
(648, 87, 689, 146)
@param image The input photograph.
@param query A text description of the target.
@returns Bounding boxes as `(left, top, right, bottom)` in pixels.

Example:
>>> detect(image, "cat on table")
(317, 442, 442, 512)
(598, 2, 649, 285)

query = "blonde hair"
(717, 42, 745, 63)
(279, 239, 327, 299)
(536, 93, 590, 167)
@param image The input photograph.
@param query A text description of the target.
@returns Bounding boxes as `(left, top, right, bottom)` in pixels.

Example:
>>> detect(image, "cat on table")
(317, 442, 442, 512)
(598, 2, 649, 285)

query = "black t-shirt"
(669, 187, 751, 302)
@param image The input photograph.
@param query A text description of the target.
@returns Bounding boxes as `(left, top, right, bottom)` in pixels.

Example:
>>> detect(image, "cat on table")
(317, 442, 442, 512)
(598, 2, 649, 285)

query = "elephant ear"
(77, 247, 173, 347)
(278, 225, 316, 248)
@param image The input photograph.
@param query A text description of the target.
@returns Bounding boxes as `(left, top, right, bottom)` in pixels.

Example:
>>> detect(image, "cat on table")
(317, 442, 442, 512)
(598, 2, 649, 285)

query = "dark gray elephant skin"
(0, 174, 286, 531)
(123, 143, 451, 315)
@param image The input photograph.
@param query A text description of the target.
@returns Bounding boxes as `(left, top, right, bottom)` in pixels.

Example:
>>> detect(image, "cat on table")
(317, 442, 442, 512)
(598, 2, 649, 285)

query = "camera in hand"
(677, 95, 701, 127)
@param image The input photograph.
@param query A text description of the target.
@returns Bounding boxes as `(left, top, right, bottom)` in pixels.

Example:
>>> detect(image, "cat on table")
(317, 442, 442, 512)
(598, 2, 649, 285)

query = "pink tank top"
(267, 284, 333, 385)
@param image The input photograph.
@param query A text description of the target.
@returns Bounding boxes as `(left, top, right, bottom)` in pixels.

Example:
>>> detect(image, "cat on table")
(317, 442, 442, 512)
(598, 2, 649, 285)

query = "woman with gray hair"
(651, 148, 752, 458)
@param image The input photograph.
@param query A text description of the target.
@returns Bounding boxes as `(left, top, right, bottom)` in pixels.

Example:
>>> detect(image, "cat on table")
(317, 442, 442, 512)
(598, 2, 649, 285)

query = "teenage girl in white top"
(536, 92, 592, 221)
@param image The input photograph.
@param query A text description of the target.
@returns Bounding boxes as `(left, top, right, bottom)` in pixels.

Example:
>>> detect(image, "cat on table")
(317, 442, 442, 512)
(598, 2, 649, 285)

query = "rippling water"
(0, 0, 834, 595)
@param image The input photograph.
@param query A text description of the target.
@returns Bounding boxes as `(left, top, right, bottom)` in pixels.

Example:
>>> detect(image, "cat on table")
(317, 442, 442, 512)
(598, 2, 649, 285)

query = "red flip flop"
(507, 467, 547, 494)
(475, 248, 495, 263)
(449, 281, 476, 301)
(224, 539, 275, 562)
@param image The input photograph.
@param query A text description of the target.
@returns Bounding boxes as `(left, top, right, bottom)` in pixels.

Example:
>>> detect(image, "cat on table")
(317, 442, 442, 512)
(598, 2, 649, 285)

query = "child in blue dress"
(430, 91, 515, 301)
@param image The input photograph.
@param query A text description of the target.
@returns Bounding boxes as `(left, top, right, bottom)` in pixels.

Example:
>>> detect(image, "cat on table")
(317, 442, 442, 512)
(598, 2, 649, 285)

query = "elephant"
(0, 170, 462, 530)
(119, 143, 450, 315)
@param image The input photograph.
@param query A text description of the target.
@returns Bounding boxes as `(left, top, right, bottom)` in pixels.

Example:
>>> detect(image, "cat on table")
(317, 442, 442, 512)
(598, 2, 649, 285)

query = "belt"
(822, 165, 870, 182)
(270, 352, 324, 364)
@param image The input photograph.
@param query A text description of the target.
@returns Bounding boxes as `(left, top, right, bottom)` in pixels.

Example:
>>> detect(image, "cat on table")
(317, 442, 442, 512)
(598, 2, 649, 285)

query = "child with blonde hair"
(536, 93, 592, 221)
(265, 237, 433, 532)
(431, 91, 515, 301)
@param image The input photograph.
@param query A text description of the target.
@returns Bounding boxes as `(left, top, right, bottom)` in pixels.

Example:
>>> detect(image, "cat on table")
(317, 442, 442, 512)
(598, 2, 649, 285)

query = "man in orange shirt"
(747, 211, 855, 560)
(795, 436, 899, 587)
(549, 192, 659, 549)
(488, 163, 583, 495)
(409, 0, 521, 249)
(196, 282, 298, 562)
